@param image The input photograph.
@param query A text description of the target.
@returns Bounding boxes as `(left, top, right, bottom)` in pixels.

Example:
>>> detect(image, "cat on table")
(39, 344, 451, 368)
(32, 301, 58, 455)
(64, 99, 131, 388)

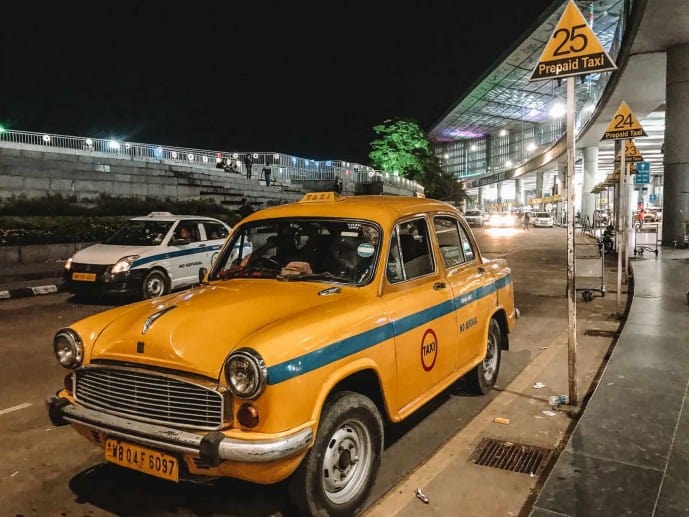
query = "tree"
(368, 117, 468, 203)
(368, 118, 429, 181)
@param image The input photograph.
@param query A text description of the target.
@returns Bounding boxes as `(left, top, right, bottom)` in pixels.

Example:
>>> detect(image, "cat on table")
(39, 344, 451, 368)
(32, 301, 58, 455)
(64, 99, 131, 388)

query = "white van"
(63, 212, 231, 299)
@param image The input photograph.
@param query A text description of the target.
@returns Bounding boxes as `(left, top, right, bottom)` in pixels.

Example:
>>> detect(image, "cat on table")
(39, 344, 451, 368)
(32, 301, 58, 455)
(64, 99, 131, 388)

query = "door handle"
(198, 243, 207, 248)
(433, 282, 446, 290)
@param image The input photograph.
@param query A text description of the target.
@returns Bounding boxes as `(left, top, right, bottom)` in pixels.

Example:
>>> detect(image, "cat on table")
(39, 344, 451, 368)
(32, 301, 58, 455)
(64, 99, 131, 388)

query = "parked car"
(485, 211, 519, 228)
(532, 211, 554, 228)
(48, 193, 518, 516)
(63, 212, 231, 299)
(463, 209, 485, 227)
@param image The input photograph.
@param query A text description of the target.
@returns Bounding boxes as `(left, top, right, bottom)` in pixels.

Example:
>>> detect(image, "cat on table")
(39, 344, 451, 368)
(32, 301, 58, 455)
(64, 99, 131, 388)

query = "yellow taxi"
(47, 192, 518, 516)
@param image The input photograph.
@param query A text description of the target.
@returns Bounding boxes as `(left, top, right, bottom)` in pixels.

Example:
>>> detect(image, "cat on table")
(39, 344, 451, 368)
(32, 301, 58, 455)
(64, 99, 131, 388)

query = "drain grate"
(584, 329, 619, 338)
(469, 438, 551, 475)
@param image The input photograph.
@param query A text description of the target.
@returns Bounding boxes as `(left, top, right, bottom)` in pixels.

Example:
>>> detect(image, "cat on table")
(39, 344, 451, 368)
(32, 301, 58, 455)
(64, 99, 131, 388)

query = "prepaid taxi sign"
(602, 100, 648, 140)
(530, 0, 617, 81)
(615, 140, 644, 163)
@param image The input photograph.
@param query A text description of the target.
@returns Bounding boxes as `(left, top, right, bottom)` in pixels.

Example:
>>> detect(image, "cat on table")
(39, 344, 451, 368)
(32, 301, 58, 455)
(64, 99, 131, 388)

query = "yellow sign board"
(614, 140, 644, 163)
(602, 101, 648, 140)
(530, 0, 617, 81)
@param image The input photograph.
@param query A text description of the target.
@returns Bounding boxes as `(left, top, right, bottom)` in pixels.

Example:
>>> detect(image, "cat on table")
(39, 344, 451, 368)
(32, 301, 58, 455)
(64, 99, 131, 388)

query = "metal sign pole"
(616, 141, 626, 315)
(566, 76, 577, 406)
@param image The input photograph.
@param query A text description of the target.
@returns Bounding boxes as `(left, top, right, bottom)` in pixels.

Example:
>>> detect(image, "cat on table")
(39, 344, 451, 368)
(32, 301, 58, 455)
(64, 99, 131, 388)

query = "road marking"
(0, 402, 32, 415)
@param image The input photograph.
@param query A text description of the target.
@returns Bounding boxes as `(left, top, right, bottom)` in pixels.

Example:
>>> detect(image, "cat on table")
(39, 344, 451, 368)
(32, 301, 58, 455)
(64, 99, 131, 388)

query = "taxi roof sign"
(529, 0, 617, 81)
(299, 192, 343, 203)
(601, 101, 648, 140)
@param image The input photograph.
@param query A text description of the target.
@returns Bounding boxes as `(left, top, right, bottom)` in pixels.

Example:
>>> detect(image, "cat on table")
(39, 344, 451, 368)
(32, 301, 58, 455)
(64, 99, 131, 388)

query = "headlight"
(224, 348, 267, 399)
(111, 255, 139, 274)
(53, 329, 83, 369)
(64, 258, 73, 271)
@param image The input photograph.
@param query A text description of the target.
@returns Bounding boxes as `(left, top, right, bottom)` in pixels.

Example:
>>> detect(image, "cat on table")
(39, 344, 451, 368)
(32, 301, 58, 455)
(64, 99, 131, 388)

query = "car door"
(169, 220, 207, 289)
(384, 217, 458, 416)
(433, 215, 493, 373)
(200, 220, 230, 266)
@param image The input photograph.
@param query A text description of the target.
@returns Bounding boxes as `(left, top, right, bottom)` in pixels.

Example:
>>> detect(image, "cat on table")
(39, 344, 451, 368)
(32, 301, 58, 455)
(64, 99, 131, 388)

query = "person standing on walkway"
(238, 198, 254, 219)
(522, 211, 530, 231)
(262, 164, 272, 187)
(244, 153, 254, 179)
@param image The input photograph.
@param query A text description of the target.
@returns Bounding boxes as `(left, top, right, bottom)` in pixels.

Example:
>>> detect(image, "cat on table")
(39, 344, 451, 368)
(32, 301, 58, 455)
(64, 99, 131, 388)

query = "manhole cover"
(469, 438, 552, 475)
(584, 329, 619, 338)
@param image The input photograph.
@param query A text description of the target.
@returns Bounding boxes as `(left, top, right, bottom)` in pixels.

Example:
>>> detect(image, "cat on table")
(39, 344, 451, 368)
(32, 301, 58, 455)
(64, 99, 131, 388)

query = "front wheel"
(142, 270, 169, 299)
(288, 391, 383, 517)
(465, 318, 502, 394)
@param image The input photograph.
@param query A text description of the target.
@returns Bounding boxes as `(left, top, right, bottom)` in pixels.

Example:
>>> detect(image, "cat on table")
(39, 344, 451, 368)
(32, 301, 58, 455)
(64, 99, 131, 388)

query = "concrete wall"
(0, 242, 93, 265)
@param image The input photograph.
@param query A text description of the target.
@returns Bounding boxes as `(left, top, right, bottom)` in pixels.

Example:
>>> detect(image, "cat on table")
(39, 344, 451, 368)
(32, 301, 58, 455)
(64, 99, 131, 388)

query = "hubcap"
(322, 419, 372, 504)
(146, 275, 164, 297)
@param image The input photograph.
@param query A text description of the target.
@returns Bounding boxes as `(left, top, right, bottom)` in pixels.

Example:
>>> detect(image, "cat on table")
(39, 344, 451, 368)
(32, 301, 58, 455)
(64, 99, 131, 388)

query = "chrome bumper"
(47, 397, 313, 465)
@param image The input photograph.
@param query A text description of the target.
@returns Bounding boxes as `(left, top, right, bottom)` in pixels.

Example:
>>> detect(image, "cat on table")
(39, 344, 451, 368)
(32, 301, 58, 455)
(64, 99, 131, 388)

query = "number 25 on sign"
(530, 0, 617, 81)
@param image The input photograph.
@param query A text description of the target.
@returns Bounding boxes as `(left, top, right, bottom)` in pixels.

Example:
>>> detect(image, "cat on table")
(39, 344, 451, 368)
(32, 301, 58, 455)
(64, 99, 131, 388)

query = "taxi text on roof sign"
(529, 0, 617, 81)
(602, 101, 648, 141)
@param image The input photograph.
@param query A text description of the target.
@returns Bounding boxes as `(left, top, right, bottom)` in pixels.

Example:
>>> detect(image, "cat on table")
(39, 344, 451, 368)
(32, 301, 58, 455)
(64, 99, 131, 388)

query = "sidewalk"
(0, 260, 65, 299)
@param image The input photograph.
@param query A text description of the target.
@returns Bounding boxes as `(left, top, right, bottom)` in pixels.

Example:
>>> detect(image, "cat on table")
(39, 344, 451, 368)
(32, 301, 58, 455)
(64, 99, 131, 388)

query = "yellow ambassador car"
(47, 192, 518, 516)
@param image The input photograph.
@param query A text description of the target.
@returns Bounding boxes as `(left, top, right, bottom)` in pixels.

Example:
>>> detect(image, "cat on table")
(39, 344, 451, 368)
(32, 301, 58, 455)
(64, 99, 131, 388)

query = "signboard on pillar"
(614, 140, 644, 163)
(635, 161, 650, 184)
(602, 101, 648, 141)
(529, 0, 617, 81)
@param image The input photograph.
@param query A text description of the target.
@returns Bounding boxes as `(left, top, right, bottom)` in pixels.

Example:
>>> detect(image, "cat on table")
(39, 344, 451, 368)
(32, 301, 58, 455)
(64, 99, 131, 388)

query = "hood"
(71, 243, 156, 265)
(88, 280, 351, 379)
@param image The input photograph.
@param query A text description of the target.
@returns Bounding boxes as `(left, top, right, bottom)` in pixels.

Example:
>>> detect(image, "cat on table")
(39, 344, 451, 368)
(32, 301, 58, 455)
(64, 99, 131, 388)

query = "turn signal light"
(237, 403, 260, 428)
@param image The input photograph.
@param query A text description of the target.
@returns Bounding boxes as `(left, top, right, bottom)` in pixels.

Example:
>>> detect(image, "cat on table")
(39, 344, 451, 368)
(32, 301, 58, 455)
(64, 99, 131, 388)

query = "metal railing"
(0, 129, 425, 195)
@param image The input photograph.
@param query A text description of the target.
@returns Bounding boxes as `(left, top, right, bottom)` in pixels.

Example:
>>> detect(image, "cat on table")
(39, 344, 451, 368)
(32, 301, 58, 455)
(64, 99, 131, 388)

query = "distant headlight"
(111, 255, 139, 274)
(64, 258, 73, 271)
(53, 329, 83, 369)
(224, 348, 267, 399)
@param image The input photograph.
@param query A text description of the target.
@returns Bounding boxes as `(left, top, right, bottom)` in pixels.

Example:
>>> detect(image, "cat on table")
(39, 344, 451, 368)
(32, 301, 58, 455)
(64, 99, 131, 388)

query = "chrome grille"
(75, 366, 223, 430)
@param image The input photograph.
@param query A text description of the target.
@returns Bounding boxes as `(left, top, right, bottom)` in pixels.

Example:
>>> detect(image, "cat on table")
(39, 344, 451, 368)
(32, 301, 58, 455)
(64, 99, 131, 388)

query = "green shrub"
(0, 195, 241, 245)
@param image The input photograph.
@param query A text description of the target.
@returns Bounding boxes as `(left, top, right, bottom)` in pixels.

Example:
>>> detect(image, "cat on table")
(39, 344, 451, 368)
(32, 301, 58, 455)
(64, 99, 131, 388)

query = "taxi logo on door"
(420, 329, 438, 372)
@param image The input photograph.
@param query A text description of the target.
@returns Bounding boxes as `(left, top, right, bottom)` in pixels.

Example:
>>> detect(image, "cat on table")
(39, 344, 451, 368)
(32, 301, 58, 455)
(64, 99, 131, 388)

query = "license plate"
(72, 272, 96, 282)
(105, 439, 179, 482)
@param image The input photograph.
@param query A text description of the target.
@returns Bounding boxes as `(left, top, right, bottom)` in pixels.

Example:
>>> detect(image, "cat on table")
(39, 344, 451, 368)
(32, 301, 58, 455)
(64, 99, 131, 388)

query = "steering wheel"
(250, 257, 282, 270)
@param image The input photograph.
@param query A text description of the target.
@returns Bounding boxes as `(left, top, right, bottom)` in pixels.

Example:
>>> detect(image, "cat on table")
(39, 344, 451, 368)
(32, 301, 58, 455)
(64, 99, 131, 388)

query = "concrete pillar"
(515, 178, 523, 206)
(536, 170, 544, 199)
(663, 43, 689, 245)
(497, 182, 504, 205)
(478, 186, 484, 209)
(582, 146, 598, 225)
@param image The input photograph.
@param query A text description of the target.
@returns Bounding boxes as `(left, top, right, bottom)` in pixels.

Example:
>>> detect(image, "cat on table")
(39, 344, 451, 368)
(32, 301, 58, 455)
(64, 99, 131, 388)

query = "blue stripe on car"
(131, 245, 222, 268)
(267, 273, 512, 385)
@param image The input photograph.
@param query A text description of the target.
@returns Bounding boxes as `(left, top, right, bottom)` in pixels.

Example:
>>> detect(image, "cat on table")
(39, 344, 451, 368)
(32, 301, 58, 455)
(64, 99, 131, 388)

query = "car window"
(202, 221, 229, 241)
(104, 220, 173, 246)
(387, 218, 434, 283)
(175, 222, 200, 243)
(457, 224, 475, 261)
(433, 216, 464, 267)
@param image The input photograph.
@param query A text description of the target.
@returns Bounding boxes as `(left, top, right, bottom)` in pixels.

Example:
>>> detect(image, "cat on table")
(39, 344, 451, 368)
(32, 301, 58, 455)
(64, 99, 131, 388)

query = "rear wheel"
(142, 270, 169, 299)
(288, 391, 383, 517)
(465, 318, 502, 394)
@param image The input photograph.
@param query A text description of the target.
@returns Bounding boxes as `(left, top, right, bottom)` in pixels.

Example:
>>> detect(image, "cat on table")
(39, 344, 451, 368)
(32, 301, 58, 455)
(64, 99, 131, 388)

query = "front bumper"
(63, 268, 147, 295)
(47, 396, 313, 466)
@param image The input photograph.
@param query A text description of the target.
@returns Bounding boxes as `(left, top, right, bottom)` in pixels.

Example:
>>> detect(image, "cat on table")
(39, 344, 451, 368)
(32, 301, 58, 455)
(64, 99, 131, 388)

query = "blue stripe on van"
(131, 245, 222, 268)
(267, 273, 512, 385)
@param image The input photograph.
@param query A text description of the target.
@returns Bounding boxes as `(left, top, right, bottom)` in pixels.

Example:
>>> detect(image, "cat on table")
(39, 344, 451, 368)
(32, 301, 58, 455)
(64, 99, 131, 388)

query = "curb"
(0, 283, 64, 300)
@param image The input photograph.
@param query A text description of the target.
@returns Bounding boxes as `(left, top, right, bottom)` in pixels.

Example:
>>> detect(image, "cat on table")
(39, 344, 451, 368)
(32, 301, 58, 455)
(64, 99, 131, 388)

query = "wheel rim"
(482, 324, 499, 383)
(321, 418, 372, 505)
(145, 274, 165, 297)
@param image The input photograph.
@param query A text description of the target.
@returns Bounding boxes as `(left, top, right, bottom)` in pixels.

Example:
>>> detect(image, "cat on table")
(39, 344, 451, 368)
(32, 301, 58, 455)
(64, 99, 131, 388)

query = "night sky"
(2, 1, 556, 165)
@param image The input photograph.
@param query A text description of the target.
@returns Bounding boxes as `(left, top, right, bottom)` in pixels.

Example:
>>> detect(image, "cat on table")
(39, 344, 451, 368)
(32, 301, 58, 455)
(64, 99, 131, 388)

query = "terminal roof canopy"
(428, 0, 625, 142)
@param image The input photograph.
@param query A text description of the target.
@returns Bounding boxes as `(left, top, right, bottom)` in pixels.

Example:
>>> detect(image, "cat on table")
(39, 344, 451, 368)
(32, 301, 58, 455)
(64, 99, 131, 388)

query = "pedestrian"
(334, 176, 343, 194)
(262, 164, 272, 187)
(244, 153, 254, 179)
(238, 198, 254, 219)
(522, 211, 530, 231)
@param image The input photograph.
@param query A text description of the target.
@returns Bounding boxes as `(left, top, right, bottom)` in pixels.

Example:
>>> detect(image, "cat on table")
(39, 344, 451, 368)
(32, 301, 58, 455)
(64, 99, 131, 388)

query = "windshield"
(105, 220, 173, 246)
(210, 218, 381, 286)
(465, 210, 481, 216)
(535, 212, 550, 218)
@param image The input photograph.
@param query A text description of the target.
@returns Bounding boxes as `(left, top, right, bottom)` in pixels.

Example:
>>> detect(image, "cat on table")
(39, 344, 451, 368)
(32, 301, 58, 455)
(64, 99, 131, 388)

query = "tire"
(465, 318, 502, 395)
(142, 269, 169, 299)
(288, 391, 383, 517)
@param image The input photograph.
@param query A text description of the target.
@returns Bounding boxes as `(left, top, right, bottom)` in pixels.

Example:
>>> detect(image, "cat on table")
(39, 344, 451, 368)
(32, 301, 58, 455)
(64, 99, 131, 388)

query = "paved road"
(0, 226, 621, 516)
